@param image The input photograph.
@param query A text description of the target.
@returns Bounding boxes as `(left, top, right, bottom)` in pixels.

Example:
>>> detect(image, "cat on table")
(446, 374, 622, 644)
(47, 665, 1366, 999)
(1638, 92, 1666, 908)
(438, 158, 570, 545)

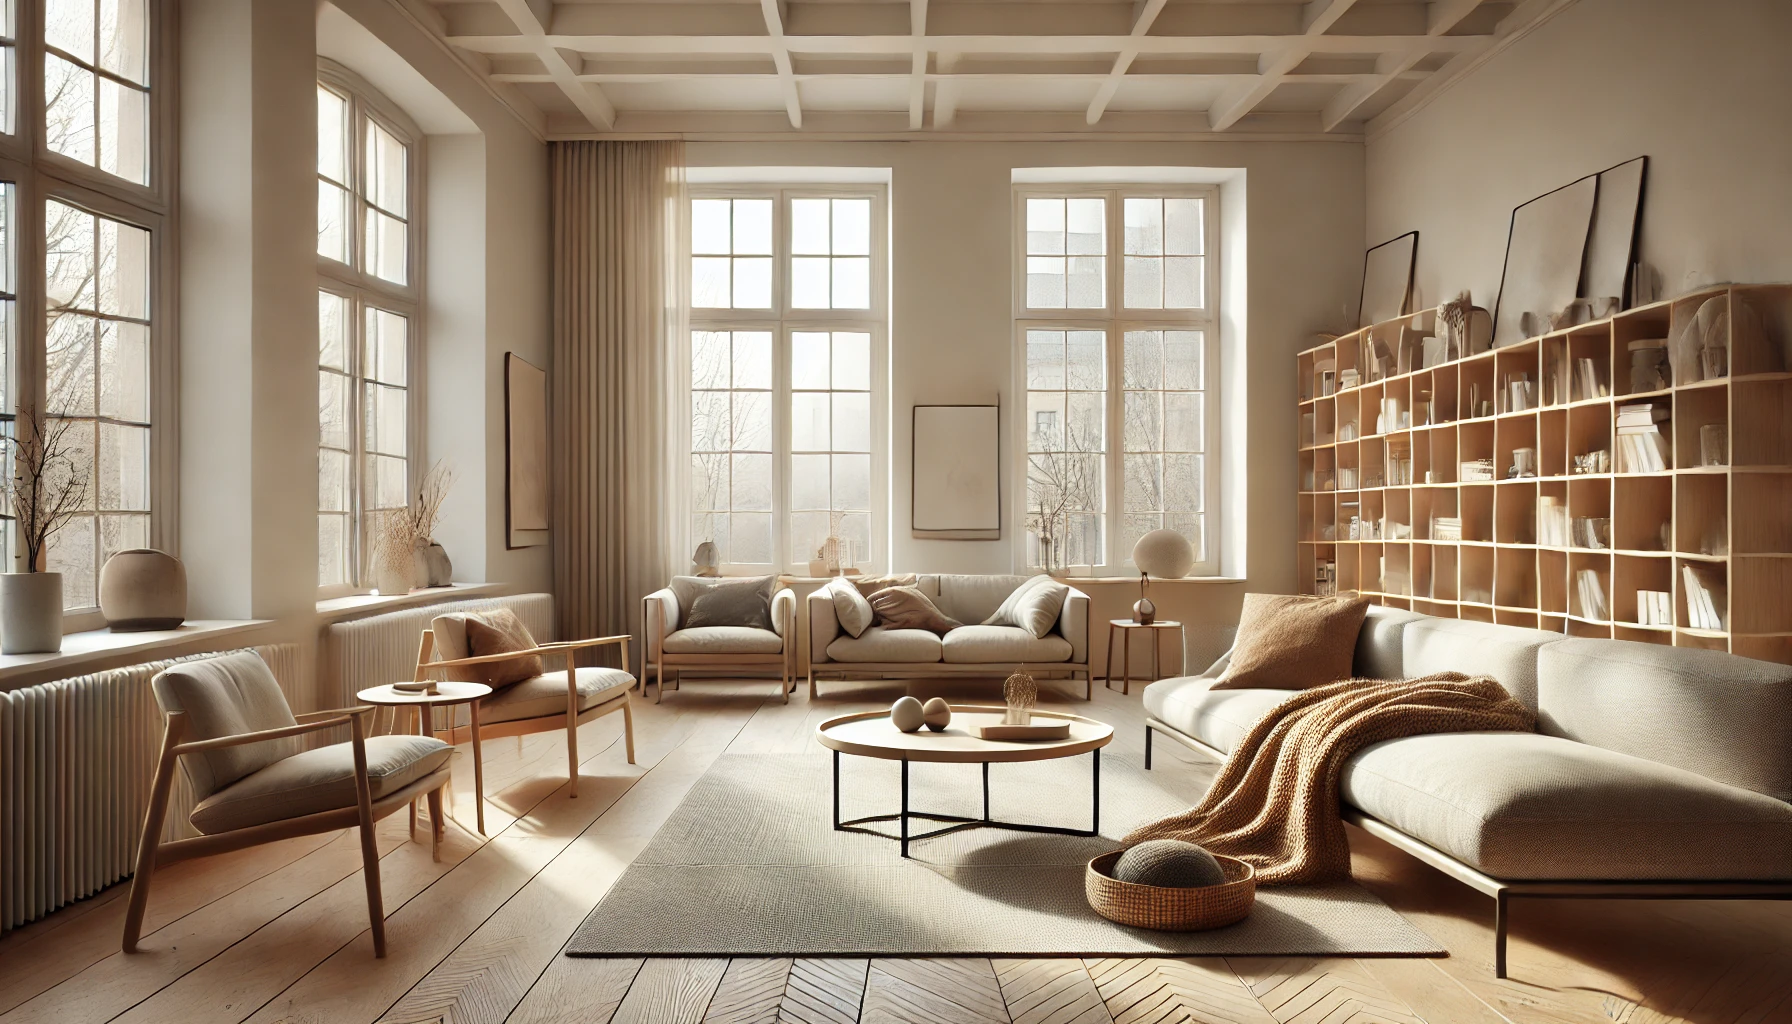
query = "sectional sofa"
(1142, 606, 1792, 976)
(806, 574, 1091, 699)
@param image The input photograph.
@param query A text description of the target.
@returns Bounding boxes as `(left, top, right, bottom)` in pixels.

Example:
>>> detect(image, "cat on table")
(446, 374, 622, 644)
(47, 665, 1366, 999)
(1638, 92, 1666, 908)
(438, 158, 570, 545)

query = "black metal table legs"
(832, 748, 1102, 858)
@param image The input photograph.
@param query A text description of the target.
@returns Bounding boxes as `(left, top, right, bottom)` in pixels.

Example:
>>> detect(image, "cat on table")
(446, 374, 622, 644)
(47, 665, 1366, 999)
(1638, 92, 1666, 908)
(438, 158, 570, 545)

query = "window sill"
(0, 619, 273, 691)
(316, 583, 510, 626)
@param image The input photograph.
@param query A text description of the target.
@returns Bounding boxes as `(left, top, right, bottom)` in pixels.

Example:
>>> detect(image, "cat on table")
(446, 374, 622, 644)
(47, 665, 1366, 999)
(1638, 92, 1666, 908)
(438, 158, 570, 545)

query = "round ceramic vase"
(99, 549, 188, 632)
(1, 572, 64, 654)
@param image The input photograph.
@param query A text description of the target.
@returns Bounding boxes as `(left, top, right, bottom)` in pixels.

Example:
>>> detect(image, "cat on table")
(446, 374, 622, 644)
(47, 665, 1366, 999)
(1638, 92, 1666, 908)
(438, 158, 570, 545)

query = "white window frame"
(1, 0, 175, 631)
(685, 184, 889, 576)
(1010, 184, 1221, 577)
(316, 60, 426, 597)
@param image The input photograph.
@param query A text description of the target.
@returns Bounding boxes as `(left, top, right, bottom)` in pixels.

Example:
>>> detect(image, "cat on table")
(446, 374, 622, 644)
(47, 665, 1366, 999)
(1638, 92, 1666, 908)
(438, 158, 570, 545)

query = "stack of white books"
(1574, 358, 1608, 402)
(1537, 497, 1571, 546)
(1571, 516, 1610, 550)
(1337, 466, 1360, 490)
(1616, 402, 1670, 473)
(1634, 590, 1673, 627)
(1460, 459, 1496, 482)
(1432, 517, 1462, 542)
(1576, 569, 1609, 621)
(1682, 565, 1727, 630)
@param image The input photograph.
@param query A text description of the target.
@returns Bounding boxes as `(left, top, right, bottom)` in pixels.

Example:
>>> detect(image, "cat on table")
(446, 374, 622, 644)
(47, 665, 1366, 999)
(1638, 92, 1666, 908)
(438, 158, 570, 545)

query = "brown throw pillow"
(463, 608, 544, 688)
(868, 586, 960, 636)
(852, 573, 918, 627)
(1210, 593, 1370, 691)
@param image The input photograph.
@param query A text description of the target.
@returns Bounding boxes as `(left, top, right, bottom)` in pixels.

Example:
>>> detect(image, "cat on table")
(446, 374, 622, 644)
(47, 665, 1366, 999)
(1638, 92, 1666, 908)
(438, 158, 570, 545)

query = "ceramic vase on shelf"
(99, 549, 187, 632)
(376, 560, 415, 598)
(1, 572, 64, 654)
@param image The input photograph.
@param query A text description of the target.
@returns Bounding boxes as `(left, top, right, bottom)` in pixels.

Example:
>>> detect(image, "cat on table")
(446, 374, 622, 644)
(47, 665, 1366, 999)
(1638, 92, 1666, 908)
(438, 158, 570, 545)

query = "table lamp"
(1130, 529, 1195, 625)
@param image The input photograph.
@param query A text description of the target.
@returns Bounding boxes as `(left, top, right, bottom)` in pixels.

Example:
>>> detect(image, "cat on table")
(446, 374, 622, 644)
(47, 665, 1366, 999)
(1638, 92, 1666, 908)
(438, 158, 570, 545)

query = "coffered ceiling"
(407, 0, 1566, 138)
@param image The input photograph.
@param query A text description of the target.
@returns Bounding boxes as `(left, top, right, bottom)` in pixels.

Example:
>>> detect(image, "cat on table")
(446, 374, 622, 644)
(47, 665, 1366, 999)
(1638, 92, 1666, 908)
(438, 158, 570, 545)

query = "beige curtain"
(550, 141, 689, 657)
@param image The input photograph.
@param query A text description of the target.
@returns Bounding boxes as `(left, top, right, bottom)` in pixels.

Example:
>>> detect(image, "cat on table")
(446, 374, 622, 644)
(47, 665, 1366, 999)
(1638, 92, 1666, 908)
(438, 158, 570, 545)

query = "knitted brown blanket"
(1123, 673, 1535, 884)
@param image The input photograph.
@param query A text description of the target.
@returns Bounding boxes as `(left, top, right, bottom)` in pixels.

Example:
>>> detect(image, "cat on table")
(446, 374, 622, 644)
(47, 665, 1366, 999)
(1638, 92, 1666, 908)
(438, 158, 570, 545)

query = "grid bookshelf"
(1296, 284, 1792, 664)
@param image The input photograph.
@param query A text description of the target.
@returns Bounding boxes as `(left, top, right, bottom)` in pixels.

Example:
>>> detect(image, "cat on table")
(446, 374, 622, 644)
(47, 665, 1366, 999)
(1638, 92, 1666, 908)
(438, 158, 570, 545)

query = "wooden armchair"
(124, 651, 452, 958)
(415, 613, 637, 835)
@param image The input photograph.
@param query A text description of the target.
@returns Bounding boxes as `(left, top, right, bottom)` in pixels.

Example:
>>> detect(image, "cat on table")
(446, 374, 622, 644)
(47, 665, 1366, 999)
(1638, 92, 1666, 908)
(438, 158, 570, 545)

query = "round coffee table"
(816, 704, 1113, 858)
(357, 681, 493, 836)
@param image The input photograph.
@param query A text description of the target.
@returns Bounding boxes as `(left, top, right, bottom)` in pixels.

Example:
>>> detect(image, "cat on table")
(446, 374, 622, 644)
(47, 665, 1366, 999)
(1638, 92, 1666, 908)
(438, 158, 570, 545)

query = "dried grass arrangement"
(374, 461, 455, 592)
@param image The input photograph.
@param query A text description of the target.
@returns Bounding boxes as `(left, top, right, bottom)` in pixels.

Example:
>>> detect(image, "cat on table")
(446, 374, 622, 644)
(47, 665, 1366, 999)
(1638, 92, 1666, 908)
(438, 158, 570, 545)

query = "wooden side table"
(1103, 619, 1185, 695)
(356, 681, 493, 837)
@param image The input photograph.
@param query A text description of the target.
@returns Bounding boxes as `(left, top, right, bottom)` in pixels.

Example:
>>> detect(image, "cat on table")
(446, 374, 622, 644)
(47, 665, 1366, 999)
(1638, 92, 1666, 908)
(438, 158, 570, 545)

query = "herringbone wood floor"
(2, 677, 1788, 1023)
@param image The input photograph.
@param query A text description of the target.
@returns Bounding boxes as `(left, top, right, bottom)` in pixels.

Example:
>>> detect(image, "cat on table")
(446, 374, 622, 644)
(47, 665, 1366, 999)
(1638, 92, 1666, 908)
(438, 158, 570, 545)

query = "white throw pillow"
(827, 577, 875, 638)
(983, 574, 1070, 639)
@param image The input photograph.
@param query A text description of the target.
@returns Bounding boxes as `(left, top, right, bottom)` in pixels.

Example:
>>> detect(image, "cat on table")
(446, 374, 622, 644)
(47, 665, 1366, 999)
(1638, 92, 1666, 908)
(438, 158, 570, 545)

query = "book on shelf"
(1460, 459, 1495, 482)
(1681, 565, 1728, 631)
(1431, 516, 1462, 542)
(1571, 516, 1611, 550)
(1546, 346, 1572, 405)
(1574, 358, 1609, 402)
(1635, 589, 1672, 627)
(1575, 568, 1608, 621)
(1504, 372, 1536, 413)
(1337, 467, 1359, 490)
(1615, 402, 1670, 473)
(1538, 496, 1570, 546)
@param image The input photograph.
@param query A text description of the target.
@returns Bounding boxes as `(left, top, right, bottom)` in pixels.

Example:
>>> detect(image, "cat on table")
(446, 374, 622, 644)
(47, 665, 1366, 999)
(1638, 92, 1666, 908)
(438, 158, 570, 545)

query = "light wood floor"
(2, 677, 1789, 1024)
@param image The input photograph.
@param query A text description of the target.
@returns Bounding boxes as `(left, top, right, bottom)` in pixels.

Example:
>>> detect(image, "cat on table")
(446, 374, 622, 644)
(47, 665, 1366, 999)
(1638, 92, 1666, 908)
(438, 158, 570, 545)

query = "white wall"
(1366, 0, 1792, 309)
(688, 139, 1364, 599)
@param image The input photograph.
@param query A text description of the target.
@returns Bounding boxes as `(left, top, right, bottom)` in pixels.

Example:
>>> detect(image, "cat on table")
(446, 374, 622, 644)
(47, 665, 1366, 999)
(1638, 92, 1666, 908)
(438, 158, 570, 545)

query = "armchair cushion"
(672, 575, 776, 631)
(827, 627, 943, 663)
(941, 625, 1072, 664)
(151, 652, 300, 799)
(982, 574, 1070, 639)
(464, 608, 545, 687)
(825, 577, 874, 638)
(662, 626, 784, 655)
(189, 734, 450, 834)
(480, 667, 634, 725)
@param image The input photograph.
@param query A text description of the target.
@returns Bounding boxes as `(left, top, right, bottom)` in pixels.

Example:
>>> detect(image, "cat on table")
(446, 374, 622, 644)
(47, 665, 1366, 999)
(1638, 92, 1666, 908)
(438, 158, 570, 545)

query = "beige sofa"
(806, 574, 1091, 699)
(1143, 606, 1792, 977)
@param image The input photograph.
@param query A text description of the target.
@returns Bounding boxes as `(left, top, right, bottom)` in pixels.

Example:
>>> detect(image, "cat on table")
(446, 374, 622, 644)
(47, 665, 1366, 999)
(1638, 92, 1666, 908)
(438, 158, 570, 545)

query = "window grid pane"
(790, 331, 871, 566)
(1122, 196, 1206, 310)
(45, 0, 149, 185)
(1026, 329, 1105, 569)
(691, 329, 774, 566)
(691, 198, 774, 310)
(1025, 197, 1104, 309)
(1122, 329, 1205, 565)
(44, 198, 151, 608)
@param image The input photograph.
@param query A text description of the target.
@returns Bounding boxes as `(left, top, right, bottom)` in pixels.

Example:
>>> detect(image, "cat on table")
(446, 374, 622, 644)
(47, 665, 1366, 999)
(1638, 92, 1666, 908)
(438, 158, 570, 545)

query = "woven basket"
(1085, 849, 1256, 931)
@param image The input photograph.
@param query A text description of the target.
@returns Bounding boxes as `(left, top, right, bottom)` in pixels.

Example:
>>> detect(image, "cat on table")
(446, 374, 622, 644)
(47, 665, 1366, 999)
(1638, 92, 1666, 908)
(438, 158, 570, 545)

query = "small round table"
(356, 681, 493, 837)
(1104, 619, 1185, 696)
(816, 705, 1113, 858)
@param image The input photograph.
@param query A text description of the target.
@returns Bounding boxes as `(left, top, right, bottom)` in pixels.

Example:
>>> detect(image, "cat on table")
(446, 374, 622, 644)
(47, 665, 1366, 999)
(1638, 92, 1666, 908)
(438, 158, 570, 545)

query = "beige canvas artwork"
(506, 353, 549, 547)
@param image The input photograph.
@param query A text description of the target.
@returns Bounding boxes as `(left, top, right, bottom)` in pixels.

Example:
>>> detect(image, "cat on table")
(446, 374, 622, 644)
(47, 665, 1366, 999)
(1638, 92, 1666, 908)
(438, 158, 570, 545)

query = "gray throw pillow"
(826, 577, 875, 638)
(680, 575, 777, 631)
(983, 574, 1070, 638)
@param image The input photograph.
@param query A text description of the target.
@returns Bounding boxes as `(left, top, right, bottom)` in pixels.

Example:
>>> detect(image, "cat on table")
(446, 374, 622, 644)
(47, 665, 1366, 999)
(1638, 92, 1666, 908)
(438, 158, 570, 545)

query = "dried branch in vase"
(374, 461, 456, 585)
(1, 405, 90, 573)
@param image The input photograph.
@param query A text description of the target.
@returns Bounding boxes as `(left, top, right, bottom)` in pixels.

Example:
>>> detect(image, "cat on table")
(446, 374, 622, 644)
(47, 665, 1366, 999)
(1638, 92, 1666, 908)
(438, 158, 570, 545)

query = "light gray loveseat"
(806, 574, 1091, 700)
(1142, 606, 1792, 977)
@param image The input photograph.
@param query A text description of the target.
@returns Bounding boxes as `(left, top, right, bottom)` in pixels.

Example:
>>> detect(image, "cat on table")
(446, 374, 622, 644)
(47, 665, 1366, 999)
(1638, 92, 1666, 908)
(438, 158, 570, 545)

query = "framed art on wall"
(506, 353, 550, 549)
(912, 403, 1001, 540)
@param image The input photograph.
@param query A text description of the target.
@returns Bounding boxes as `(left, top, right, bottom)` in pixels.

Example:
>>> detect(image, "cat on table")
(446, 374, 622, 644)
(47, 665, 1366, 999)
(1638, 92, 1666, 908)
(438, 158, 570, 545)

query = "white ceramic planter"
(1, 572, 64, 654)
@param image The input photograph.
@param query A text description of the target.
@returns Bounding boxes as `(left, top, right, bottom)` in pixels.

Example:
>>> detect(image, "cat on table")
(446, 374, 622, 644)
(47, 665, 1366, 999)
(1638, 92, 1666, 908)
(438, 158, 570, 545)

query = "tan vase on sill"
(1, 572, 64, 654)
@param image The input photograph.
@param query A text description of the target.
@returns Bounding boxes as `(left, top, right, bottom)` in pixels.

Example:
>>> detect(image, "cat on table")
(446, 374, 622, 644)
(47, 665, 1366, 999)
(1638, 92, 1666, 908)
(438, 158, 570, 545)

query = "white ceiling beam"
(1209, 0, 1360, 131)
(492, 70, 1429, 86)
(932, 51, 960, 128)
(908, 0, 927, 130)
(1085, 0, 1167, 125)
(1323, 0, 1483, 130)
(759, 0, 803, 129)
(491, 0, 615, 130)
(446, 33, 1489, 58)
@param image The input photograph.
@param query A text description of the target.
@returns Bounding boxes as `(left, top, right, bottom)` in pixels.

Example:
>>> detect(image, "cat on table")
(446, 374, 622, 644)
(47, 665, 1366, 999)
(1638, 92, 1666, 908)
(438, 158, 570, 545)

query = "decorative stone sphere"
(1131, 528, 1196, 580)
(1114, 839, 1228, 889)
(890, 696, 925, 733)
(99, 549, 187, 632)
(921, 697, 951, 732)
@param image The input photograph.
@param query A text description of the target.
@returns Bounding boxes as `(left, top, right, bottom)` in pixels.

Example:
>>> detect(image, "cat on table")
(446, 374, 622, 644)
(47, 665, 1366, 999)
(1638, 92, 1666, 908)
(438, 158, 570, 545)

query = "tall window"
(1014, 188, 1219, 576)
(688, 188, 886, 573)
(0, 0, 166, 618)
(316, 67, 420, 591)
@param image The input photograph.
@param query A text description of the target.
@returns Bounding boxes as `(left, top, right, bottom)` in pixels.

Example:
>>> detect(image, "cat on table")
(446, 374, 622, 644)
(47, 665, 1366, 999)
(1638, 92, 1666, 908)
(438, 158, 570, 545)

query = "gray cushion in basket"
(1340, 731, 1792, 881)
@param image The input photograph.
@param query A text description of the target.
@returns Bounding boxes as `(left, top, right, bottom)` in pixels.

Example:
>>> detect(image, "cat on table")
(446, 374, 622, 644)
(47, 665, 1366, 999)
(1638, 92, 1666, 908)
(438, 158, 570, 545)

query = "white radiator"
(321, 593, 555, 728)
(0, 644, 301, 934)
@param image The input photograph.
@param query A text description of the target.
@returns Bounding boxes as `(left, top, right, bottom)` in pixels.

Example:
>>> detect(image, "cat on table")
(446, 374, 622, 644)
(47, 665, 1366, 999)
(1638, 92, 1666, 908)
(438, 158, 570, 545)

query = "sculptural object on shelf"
(1003, 671, 1037, 726)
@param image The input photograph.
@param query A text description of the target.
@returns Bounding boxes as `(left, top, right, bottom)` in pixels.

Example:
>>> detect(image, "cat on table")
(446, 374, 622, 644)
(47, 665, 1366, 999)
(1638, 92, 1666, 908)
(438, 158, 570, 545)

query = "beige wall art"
(506, 352, 549, 548)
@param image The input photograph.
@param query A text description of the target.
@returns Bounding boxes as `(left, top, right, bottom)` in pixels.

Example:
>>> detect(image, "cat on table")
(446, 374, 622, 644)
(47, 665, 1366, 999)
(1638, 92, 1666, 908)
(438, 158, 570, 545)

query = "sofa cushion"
(869, 586, 960, 635)
(190, 734, 450, 834)
(679, 575, 777, 631)
(982, 575, 1070, 639)
(151, 652, 300, 799)
(1355, 606, 1428, 680)
(1400, 617, 1559, 710)
(1340, 731, 1792, 881)
(1213, 593, 1369, 690)
(933, 574, 1031, 625)
(1537, 638, 1792, 802)
(825, 577, 875, 638)
(827, 627, 942, 663)
(1142, 675, 1292, 754)
(480, 667, 633, 725)
(463, 608, 545, 687)
(662, 626, 784, 655)
(941, 625, 1073, 664)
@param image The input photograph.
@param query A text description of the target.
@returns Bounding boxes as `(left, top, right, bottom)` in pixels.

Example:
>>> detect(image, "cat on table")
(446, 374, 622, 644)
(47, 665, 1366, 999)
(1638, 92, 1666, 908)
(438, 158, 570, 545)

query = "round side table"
(1103, 619, 1185, 695)
(357, 681, 493, 838)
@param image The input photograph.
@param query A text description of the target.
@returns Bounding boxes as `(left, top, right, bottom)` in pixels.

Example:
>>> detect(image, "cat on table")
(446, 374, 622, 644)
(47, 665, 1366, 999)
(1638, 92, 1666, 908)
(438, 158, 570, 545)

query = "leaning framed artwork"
(505, 353, 549, 549)
(912, 403, 1001, 540)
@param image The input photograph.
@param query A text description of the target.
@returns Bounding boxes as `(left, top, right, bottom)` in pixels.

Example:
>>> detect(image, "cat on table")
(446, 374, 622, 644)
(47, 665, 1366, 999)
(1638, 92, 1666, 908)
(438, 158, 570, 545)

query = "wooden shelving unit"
(1296, 284, 1792, 664)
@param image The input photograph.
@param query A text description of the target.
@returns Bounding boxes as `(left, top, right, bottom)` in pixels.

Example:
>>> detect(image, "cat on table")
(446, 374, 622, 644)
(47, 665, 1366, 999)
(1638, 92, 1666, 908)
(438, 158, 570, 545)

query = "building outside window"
(316, 64, 422, 593)
(686, 187, 887, 575)
(1013, 186, 1220, 576)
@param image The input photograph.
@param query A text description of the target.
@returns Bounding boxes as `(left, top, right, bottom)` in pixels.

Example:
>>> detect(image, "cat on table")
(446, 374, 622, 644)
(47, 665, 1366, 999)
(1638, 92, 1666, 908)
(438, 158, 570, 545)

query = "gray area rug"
(567, 751, 1444, 957)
